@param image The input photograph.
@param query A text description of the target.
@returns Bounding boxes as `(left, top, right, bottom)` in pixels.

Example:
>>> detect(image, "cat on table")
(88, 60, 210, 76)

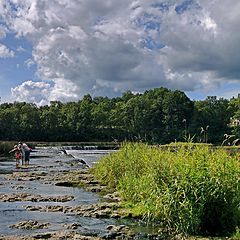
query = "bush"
(92, 142, 240, 236)
(0, 141, 16, 155)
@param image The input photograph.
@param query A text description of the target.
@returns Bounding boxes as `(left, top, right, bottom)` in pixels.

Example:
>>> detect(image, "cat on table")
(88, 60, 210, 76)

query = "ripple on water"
(0, 147, 113, 236)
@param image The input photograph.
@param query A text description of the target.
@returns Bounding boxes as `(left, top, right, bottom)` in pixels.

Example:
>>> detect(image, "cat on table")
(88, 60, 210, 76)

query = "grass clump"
(92, 142, 240, 236)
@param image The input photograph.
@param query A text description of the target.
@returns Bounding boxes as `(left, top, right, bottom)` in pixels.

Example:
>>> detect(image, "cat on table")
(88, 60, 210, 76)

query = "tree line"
(0, 87, 239, 144)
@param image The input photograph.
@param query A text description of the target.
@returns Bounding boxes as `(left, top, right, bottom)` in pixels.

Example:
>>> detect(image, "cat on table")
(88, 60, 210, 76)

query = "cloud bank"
(0, 0, 240, 104)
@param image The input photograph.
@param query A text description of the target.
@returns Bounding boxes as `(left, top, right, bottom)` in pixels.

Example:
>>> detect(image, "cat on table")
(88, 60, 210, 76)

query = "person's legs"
(21, 151, 25, 165)
(25, 151, 30, 165)
(15, 152, 21, 168)
(16, 159, 20, 168)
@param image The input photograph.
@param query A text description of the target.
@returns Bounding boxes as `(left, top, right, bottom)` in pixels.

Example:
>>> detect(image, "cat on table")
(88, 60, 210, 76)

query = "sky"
(0, 0, 240, 105)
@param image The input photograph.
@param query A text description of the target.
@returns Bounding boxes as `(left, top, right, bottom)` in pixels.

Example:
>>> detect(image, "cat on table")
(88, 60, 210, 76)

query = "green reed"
(92, 142, 240, 236)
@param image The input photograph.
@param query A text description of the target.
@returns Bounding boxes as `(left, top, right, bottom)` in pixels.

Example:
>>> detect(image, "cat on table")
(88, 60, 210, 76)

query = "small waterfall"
(83, 146, 98, 150)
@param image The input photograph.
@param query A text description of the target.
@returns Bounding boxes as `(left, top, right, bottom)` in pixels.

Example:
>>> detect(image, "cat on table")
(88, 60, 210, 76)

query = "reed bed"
(92, 142, 240, 236)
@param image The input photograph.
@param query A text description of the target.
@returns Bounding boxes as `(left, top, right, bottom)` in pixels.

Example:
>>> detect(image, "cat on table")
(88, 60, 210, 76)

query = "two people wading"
(9, 142, 32, 168)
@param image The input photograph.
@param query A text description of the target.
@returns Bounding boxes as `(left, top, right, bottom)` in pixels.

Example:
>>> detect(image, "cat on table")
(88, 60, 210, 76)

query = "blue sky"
(0, 34, 37, 100)
(0, 0, 240, 105)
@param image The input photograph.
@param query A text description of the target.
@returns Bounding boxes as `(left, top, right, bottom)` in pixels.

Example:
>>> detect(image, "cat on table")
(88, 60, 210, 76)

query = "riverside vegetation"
(91, 142, 240, 238)
(0, 87, 239, 144)
(0, 141, 14, 155)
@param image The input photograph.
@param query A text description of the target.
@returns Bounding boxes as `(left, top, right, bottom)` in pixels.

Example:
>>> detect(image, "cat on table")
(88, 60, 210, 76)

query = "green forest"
(0, 87, 239, 144)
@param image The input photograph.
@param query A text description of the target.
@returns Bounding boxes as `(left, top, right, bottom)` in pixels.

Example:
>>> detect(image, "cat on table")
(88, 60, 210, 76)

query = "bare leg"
(16, 160, 20, 168)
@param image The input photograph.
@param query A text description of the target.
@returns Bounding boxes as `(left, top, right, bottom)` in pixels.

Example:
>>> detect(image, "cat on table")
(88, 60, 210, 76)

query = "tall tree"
(162, 90, 194, 142)
(190, 97, 232, 143)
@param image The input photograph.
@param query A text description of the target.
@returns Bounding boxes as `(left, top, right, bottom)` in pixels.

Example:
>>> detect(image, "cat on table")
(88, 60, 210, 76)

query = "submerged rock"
(0, 193, 74, 202)
(5, 171, 46, 181)
(10, 220, 50, 230)
(103, 225, 135, 239)
(62, 222, 82, 229)
(0, 230, 102, 240)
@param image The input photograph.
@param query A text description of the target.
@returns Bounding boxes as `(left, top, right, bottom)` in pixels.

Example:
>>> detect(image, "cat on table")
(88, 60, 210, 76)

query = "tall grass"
(91, 142, 240, 236)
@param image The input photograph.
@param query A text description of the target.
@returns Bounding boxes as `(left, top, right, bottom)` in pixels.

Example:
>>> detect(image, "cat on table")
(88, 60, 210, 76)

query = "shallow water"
(0, 147, 159, 239)
(65, 149, 116, 167)
(0, 147, 119, 236)
(0, 157, 15, 174)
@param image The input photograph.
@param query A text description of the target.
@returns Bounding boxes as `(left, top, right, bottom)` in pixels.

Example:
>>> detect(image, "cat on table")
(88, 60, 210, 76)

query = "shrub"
(0, 141, 15, 155)
(92, 142, 240, 236)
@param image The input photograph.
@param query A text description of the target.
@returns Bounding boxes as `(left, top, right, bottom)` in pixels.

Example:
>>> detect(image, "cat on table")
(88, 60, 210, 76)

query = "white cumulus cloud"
(0, 0, 239, 103)
(11, 81, 52, 105)
(0, 44, 14, 58)
(11, 80, 79, 105)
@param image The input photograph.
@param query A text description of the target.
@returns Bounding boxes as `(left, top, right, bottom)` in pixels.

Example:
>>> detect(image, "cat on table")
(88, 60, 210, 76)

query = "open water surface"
(0, 147, 120, 236)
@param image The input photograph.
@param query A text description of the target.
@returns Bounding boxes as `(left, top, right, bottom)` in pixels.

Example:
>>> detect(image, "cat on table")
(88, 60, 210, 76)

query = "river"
(0, 146, 156, 239)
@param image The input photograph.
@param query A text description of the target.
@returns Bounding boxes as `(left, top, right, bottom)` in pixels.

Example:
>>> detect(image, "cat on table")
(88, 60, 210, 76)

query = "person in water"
(18, 142, 31, 165)
(9, 145, 22, 168)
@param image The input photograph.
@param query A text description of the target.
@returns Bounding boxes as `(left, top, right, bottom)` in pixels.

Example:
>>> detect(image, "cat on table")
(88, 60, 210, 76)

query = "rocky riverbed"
(0, 147, 230, 240)
(0, 147, 159, 240)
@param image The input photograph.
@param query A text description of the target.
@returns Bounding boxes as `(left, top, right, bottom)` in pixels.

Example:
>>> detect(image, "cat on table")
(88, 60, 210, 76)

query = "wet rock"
(25, 205, 43, 211)
(25, 205, 70, 213)
(11, 185, 32, 190)
(0, 236, 34, 240)
(32, 232, 53, 239)
(25, 202, 124, 219)
(68, 202, 121, 218)
(18, 176, 41, 181)
(41, 195, 74, 202)
(109, 213, 121, 219)
(102, 225, 135, 239)
(103, 192, 121, 202)
(86, 185, 107, 192)
(63, 223, 82, 229)
(10, 220, 50, 230)
(11, 185, 25, 190)
(55, 181, 79, 187)
(45, 205, 65, 212)
(32, 230, 102, 240)
(0, 193, 74, 202)
(5, 172, 45, 181)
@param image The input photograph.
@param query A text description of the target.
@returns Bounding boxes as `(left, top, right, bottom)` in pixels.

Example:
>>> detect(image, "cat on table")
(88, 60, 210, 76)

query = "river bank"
(2, 146, 175, 240)
(0, 147, 140, 240)
(0, 145, 235, 239)
(91, 142, 240, 239)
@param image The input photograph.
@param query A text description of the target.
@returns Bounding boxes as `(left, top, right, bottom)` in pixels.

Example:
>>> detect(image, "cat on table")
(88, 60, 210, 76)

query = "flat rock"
(0, 230, 102, 240)
(0, 193, 74, 202)
(103, 224, 135, 239)
(10, 220, 50, 230)
(62, 223, 82, 229)
(25, 202, 124, 219)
